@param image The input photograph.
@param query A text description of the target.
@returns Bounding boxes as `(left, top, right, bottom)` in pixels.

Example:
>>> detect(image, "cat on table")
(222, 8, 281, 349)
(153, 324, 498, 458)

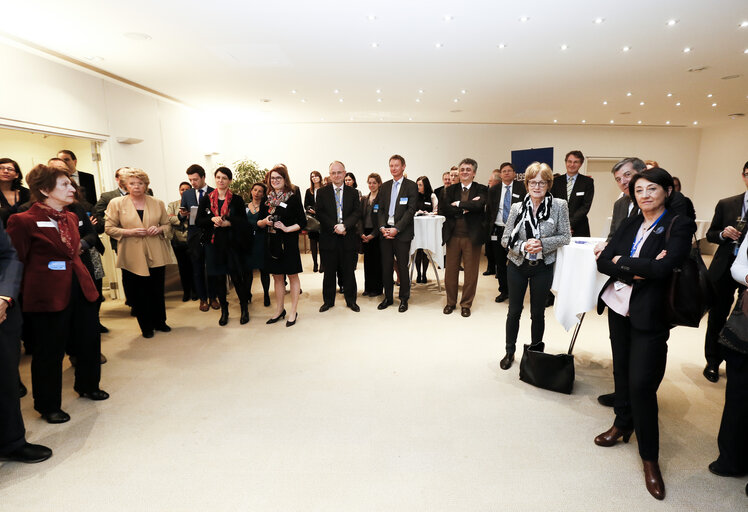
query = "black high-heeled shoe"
(286, 312, 298, 327)
(266, 309, 286, 324)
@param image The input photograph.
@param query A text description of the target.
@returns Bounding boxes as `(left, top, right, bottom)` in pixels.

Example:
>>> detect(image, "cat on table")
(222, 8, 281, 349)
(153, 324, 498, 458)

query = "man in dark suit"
(0, 220, 53, 464)
(702, 161, 748, 382)
(317, 161, 362, 312)
(58, 149, 97, 206)
(433, 171, 452, 205)
(375, 154, 418, 312)
(440, 158, 488, 317)
(550, 150, 594, 237)
(486, 162, 526, 302)
(179, 164, 217, 312)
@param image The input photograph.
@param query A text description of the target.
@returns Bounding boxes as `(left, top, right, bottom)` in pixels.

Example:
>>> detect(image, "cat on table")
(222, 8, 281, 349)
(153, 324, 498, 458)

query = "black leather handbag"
(518, 317, 581, 395)
(719, 291, 748, 355)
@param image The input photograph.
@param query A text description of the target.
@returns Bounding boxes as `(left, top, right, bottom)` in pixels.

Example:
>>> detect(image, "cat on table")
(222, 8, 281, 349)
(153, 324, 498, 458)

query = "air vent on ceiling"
(450, 109, 463, 113)
(260, 98, 271, 103)
(687, 66, 708, 72)
(728, 113, 745, 119)
(619, 111, 631, 115)
(721, 74, 741, 80)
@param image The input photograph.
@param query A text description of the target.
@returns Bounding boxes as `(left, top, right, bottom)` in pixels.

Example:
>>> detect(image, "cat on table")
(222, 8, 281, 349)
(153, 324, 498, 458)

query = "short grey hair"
(612, 157, 646, 175)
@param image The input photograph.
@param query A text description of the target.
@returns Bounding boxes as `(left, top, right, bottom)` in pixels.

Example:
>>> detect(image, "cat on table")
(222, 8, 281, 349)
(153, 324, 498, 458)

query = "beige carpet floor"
(0, 258, 745, 511)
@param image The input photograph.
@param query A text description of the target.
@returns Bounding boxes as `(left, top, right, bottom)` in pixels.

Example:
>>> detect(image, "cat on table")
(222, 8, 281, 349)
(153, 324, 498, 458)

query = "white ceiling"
(3, 0, 748, 127)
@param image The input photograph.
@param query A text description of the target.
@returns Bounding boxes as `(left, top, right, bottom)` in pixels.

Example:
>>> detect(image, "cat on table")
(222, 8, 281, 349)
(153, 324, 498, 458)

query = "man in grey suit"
(0, 220, 53, 464)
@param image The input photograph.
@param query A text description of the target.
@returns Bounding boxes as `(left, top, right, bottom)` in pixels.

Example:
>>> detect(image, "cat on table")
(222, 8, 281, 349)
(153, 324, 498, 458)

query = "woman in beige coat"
(105, 168, 173, 338)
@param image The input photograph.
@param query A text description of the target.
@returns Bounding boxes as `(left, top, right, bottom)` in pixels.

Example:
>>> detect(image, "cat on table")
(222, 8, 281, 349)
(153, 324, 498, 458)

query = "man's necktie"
(502, 185, 511, 222)
(335, 187, 343, 223)
(198, 189, 204, 202)
(566, 176, 573, 199)
(388, 181, 400, 219)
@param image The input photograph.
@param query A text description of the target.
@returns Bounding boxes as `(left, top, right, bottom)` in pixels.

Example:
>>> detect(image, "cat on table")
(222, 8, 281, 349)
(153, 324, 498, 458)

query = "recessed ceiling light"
(693, 121, 698, 125)
(377, 98, 383, 103)
(339, 98, 343, 103)
(300, 98, 306, 103)
(666, 121, 671, 125)
(712, 103, 718, 107)
(123, 32, 151, 40)
(333, 89, 339, 94)
(320, 117, 325, 121)
(622, 46, 631, 52)
(376, 89, 381, 94)
(367, 15, 376, 21)
(460, 89, 467, 94)
(640, 102, 645, 106)
(610, 120, 615, 124)
(259, 98, 271, 103)
(349, 116, 354, 121)
(667, 93, 673, 97)
(560, 44, 568, 50)
(594, 17, 605, 24)
(638, 120, 642, 124)
(379, 118, 383, 121)
(435, 42, 443, 48)
(497, 43, 507, 49)
(418, 89, 424, 94)
(740, 21, 748, 28)
(409, 117, 413, 121)
(290, 89, 297, 94)
(707, 93, 713, 98)
(667, 19, 678, 27)
(371, 42, 379, 48)
(744, 49, 748, 54)
(415, 98, 421, 103)
(626, 92, 632, 96)
(581, 120, 586, 123)
(603, 100, 608, 105)
(683, 47, 691, 53)
(453, 98, 459, 103)
(519, 16, 529, 23)
(444, 15, 453, 21)
(553, 119, 558, 123)
(676, 102, 681, 106)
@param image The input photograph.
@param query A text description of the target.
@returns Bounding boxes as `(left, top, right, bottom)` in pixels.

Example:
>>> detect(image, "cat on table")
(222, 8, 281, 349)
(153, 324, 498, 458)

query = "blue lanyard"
(630, 210, 666, 257)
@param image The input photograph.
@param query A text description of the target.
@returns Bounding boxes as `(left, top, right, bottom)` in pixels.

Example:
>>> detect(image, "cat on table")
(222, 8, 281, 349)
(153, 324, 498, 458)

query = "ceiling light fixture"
(623, 46, 631, 52)
(123, 32, 151, 40)
(560, 44, 568, 50)
(707, 93, 713, 97)
(666, 121, 671, 125)
(667, 93, 673, 97)
(683, 47, 691, 53)
(581, 120, 586, 123)
(640, 102, 645, 106)
(712, 103, 718, 107)
(740, 21, 748, 28)
(744, 49, 748, 54)
(435, 42, 443, 48)
(676, 102, 681, 106)
(593, 17, 605, 24)
(453, 98, 459, 103)
(626, 92, 632, 96)
(333, 89, 339, 94)
(444, 15, 453, 21)
(497, 43, 507, 49)
(553, 119, 558, 123)
(460, 89, 467, 94)
(603, 101, 608, 105)
(418, 89, 424, 94)
(339, 98, 343, 103)
(519, 16, 529, 23)
(376, 89, 381, 94)
(300, 98, 306, 103)
(610, 120, 615, 124)
(667, 19, 678, 27)
(290, 89, 297, 94)
(367, 15, 376, 21)
(371, 42, 379, 48)
(693, 121, 698, 125)
(638, 120, 642, 124)
(415, 98, 421, 103)
(377, 98, 383, 102)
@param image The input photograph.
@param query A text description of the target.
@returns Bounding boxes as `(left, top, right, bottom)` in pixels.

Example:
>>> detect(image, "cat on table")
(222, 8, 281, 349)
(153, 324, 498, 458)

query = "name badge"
(490, 235, 498, 241)
(36, 221, 55, 228)
(575, 191, 585, 196)
(48, 261, 66, 270)
(547, 218, 555, 224)
(279, 202, 288, 208)
(78, 220, 83, 226)
(512, 193, 520, 198)
(372, 204, 379, 212)
(613, 281, 627, 291)
(424, 202, 431, 206)
(399, 197, 408, 205)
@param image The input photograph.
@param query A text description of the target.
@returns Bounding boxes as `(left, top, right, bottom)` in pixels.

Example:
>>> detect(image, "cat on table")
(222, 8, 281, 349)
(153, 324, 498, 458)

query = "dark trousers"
(122, 267, 166, 334)
(490, 225, 509, 295)
(415, 249, 428, 278)
(362, 228, 382, 295)
(210, 268, 250, 306)
(505, 261, 554, 354)
(445, 236, 481, 308)
(188, 239, 215, 301)
(321, 237, 357, 306)
(0, 306, 26, 455)
(704, 271, 742, 366)
(26, 277, 101, 413)
(247, 270, 270, 300)
(173, 243, 194, 297)
(608, 310, 669, 461)
(380, 236, 411, 301)
(485, 242, 495, 273)
(715, 346, 748, 473)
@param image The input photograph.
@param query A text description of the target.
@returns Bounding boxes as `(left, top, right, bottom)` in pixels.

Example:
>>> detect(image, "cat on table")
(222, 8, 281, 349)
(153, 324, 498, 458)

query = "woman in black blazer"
(0, 158, 31, 225)
(304, 170, 324, 272)
(258, 165, 306, 326)
(596, 168, 696, 500)
(197, 167, 252, 326)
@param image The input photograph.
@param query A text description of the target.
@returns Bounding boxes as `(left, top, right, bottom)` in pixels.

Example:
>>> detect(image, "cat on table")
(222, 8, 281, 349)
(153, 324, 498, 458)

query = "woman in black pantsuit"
(304, 171, 324, 272)
(596, 168, 695, 500)
(360, 172, 383, 296)
(197, 167, 252, 326)
(259, 165, 306, 326)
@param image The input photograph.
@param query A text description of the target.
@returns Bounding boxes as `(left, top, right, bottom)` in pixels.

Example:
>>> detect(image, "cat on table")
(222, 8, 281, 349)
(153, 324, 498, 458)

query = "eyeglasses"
(0, 166, 16, 172)
(270, 176, 283, 181)
(527, 180, 548, 188)
(742, 172, 748, 177)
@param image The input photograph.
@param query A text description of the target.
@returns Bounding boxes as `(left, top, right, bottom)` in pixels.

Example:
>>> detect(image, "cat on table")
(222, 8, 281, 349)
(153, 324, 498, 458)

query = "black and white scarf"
(507, 193, 553, 252)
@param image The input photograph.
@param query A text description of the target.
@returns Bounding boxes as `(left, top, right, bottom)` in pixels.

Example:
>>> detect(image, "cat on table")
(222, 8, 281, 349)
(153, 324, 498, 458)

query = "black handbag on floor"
(519, 315, 583, 395)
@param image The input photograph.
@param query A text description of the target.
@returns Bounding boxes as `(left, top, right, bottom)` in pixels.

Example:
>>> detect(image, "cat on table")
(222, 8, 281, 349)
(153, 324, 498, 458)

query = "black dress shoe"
(155, 323, 171, 332)
(78, 389, 110, 401)
(191, 293, 199, 301)
(482, 270, 494, 276)
(100, 354, 107, 364)
(461, 307, 471, 318)
(499, 353, 514, 370)
(703, 364, 719, 383)
(41, 410, 70, 424)
(319, 303, 333, 312)
(0, 442, 53, 463)
(99, 324, 109, 333)
(348, 303, 360, 312)
(286, 313, 298, 327)
(597, 392, 615, 407)
(142, 330, 154, 338)
(398, 300, 408, 313)
(443, 305, 455, 315)
(182, 293, 190, 302)
(266, 309, 286, 324)
(495, 294, 508, 303)
(377, 299, 393, 310)
(338, 286, 344, 294)
(708, 461, 748, 477)
(19, 379, 27, 398)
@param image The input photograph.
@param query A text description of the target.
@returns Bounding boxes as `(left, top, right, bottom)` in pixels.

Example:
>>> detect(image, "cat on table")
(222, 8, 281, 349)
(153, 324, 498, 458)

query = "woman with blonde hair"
(105, 168, 173, 338)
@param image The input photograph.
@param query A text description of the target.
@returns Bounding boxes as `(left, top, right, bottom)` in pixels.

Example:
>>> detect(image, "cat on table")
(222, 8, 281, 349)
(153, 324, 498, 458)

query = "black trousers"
(247, 269, 270, 299)
(122, 267, 166, 334)
(26, 277, 101, 413)
(485, 242, 495, 273)
(321, 237, 357, 306)
(490, 225, 509, 295)
(704, 271, 743, 366)
(362, 228, 382, 295)
(210, 268, 251, 306)
(380, 236, 411, 301)
(715, 346, 748, 473)
(505, 261, 553, 354)
(188, 239, 215, 301)
(0, 306, 26, 455)
(173, 243, 194, 297)
(608, 310, 669, 461)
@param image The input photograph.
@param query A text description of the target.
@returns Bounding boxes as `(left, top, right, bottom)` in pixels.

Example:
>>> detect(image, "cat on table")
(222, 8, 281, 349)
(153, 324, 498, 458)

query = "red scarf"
(36, 203, 76, 257)
(208, 189, 232, 243)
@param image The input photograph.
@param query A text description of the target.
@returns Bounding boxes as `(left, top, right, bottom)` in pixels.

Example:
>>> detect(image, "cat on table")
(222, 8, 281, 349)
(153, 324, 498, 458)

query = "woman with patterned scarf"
(499, 162, 571, 370)
(196, 167, 252, 326)
(257, 165, 306, 326)
(7, 164, 108, 424)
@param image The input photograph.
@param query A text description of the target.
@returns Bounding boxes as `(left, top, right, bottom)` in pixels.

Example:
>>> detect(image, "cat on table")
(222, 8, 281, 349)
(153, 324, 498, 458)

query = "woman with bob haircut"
(595, 167, 696, 500)
(7, 164, 108, 424)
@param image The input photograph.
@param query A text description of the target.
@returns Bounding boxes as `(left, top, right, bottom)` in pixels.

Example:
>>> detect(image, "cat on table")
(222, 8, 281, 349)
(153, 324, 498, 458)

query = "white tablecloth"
(695, 219, 710, 241)
(551, 237, 609, 331)
(410, 215, 445, 266)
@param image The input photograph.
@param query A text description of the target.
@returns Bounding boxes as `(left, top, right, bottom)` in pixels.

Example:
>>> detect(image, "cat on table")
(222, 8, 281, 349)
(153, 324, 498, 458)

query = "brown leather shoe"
(210, 299, 220, 310)
(199, 300, 210, 312)
(642, 460, 665, 500)
(594, 425, 633, 447)
(461, 307, 471, 317)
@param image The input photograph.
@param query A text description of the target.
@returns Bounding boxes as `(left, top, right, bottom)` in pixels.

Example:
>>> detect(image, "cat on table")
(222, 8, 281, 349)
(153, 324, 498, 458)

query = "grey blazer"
(501, 198, 571, 266)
